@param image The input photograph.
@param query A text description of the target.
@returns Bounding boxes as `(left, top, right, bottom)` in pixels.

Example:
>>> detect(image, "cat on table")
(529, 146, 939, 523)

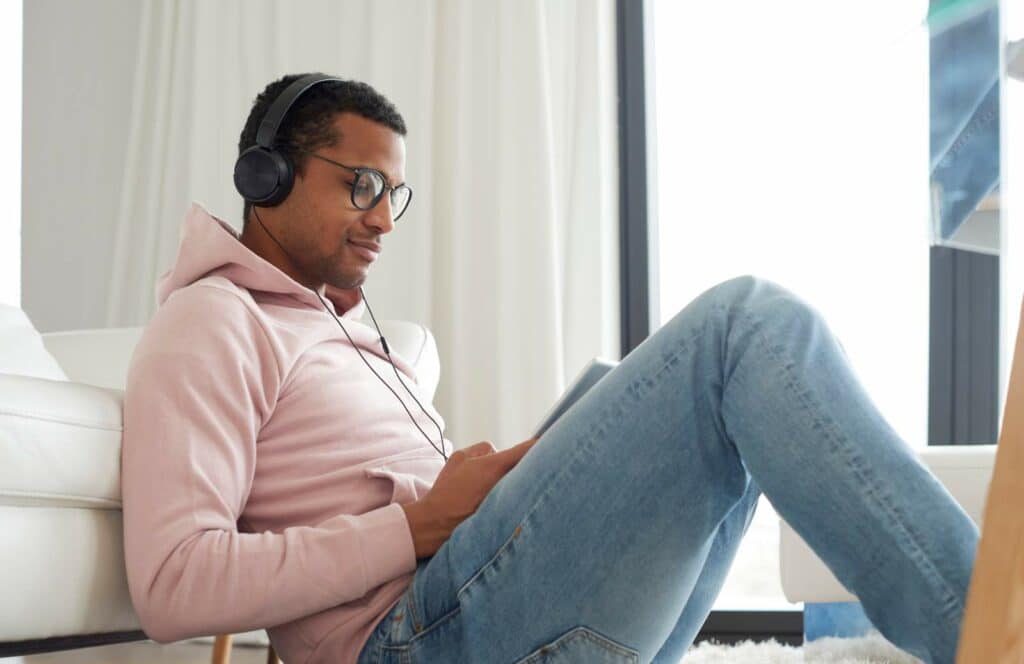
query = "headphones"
(234, 73, 342, 206)
(233, 73, 448, 462)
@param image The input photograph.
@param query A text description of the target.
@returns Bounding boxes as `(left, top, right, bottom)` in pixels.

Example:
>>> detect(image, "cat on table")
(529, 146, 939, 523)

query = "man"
(122, 74, 979, 664)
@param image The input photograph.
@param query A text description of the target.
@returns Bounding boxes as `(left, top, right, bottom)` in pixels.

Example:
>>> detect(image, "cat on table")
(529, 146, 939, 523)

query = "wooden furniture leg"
(211, 634, 232, 664)
(209, 633, 280, 664)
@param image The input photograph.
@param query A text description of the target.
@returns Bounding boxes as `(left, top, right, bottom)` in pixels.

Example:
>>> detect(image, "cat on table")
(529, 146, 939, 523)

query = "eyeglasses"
(297, 149, 413, 221)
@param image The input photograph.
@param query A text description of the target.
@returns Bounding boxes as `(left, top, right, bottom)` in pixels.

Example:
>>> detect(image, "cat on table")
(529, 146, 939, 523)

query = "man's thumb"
(493, 437, 538, 464)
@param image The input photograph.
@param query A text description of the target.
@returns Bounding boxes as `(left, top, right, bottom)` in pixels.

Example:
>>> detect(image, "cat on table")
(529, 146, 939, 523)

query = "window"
(651, 0, 932, 614)
(618, 0, 1014, 638)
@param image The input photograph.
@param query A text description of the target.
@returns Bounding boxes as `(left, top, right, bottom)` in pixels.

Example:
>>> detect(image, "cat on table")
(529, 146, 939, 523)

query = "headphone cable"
(359, 284, 450, 460)
(252, 206, 449, 462)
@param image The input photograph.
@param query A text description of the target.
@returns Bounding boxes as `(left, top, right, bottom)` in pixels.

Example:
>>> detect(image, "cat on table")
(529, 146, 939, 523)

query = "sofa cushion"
(0, 374, 123, 509)
(0, 372, 136, 642)
(0, 304, 68, 382)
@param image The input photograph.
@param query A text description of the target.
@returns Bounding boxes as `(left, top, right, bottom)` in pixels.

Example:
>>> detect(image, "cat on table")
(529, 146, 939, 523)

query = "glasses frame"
(297, 148, 413, 221)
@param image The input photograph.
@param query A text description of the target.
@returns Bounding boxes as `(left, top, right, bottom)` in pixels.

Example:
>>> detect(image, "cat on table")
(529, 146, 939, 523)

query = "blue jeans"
(356, 275, 979, 664)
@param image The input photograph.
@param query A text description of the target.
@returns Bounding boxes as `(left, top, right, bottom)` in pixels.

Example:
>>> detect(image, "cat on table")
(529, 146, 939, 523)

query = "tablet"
(532, 357, 619, 438)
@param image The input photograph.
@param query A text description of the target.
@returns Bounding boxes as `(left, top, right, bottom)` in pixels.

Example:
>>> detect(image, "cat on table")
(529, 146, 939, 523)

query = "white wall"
(22, 0, 141, 331)
(1, 1, 22, 308)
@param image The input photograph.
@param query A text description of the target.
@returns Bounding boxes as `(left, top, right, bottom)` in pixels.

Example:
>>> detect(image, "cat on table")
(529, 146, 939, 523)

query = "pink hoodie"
(121, 203, 452, 664)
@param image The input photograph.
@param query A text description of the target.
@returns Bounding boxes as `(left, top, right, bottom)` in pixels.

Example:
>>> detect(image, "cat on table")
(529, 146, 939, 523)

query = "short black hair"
(237, 73, 407, 228)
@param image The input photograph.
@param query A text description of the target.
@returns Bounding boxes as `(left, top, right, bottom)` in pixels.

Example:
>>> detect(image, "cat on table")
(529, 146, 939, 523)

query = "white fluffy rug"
(682, 631, 925, 663)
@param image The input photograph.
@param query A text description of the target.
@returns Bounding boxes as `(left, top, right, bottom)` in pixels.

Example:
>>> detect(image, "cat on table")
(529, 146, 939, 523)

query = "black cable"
(252, 206, 448, 462)
(359, 285, 449, 459)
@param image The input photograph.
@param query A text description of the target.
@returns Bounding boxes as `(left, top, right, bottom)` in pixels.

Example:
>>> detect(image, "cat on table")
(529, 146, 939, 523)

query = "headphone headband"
(236, 73, 344, 206)
(255, 73, 344, 149)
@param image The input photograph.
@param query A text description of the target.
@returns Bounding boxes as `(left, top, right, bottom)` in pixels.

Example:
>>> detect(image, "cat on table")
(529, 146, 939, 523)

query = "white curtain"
(104, 0, 619, 451)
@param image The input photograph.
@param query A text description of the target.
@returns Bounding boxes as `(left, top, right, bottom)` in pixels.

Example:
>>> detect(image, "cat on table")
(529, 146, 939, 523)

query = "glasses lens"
(391, 185, 412, 220)
(352, 171, 384, 209)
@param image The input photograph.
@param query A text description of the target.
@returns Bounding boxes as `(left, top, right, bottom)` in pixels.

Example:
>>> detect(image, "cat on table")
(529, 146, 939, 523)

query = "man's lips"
(348, 239, 380, 262)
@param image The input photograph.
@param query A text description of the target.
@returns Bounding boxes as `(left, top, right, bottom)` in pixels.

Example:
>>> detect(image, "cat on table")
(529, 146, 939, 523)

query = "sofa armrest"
(377, 320, 441, 401)
(41, 327, 143, 392)
(0, 372, 124, 508)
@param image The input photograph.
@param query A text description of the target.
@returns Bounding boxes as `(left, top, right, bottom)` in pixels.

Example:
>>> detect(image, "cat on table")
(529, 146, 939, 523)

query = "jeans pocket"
(513, 626, 641, 663)
(356, 594, 410, 664)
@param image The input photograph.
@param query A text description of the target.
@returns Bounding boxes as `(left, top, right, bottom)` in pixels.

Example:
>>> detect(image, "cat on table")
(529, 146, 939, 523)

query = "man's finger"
(490, 438, 536, 464)
(468, 441, 497, 455)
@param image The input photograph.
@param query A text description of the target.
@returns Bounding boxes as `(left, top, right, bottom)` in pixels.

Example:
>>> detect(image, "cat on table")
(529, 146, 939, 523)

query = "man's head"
(237, 74, 407, 295)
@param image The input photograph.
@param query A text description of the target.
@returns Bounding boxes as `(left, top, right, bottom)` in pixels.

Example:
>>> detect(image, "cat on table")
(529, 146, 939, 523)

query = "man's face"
(272, 112, 406, 292)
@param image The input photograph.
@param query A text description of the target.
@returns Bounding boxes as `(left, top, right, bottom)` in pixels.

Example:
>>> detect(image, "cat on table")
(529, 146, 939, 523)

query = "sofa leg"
(211, 634, 232, 664)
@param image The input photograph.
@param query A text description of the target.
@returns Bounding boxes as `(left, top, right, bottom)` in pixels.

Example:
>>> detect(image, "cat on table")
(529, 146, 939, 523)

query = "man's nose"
(364, 195, 396, 234)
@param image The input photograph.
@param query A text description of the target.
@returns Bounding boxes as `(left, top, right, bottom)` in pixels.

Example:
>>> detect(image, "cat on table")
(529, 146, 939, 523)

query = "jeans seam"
(455, 516, 530, 599)
(744, 306, 966, 619)
(407, 581, 425, 634)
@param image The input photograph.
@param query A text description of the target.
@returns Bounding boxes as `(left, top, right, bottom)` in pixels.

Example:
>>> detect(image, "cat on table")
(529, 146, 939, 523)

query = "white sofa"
(779, 444, 997, 604)
(0, 303, 441, 657)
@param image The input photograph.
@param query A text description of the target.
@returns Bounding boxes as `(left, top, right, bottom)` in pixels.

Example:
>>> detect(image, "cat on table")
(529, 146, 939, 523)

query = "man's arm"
(121, 286, 417, 642)
(400, 501, 449, 560)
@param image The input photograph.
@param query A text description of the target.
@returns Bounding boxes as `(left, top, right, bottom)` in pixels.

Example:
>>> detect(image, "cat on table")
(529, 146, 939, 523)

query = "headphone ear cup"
(234, 146, 295, 206)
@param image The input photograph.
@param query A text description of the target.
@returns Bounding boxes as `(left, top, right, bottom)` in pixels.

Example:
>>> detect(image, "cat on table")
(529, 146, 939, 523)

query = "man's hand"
(401, 437, 540, 559)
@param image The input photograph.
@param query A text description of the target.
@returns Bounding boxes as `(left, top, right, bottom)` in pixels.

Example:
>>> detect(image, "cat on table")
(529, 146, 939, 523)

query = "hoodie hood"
(154, 202, 366, 320)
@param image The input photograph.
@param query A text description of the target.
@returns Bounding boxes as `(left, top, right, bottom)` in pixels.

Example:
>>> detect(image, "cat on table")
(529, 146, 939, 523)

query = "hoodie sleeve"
(121, 284, 417, 643)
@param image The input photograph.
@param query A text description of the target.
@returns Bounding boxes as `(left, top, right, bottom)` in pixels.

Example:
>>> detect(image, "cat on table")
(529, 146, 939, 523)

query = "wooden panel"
(956, 297, 1024, 662)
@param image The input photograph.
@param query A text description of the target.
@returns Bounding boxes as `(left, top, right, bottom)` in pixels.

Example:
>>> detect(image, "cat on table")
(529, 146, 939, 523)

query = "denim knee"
(706, 274, 803, 316)
(705, 274, 825, 342)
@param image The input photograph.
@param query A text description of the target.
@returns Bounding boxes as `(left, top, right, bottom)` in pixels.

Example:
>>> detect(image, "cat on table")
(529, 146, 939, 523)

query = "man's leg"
(370, 275, 977, 664)
(649, 478, 762, 664)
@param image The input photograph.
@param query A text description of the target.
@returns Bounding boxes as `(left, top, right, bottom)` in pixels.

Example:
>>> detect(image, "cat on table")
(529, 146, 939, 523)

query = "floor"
(0, 633, 925, 664)
(684, 633, 923, 663)
(0, 640, 268, 664)
(715, 494, 798, 609)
